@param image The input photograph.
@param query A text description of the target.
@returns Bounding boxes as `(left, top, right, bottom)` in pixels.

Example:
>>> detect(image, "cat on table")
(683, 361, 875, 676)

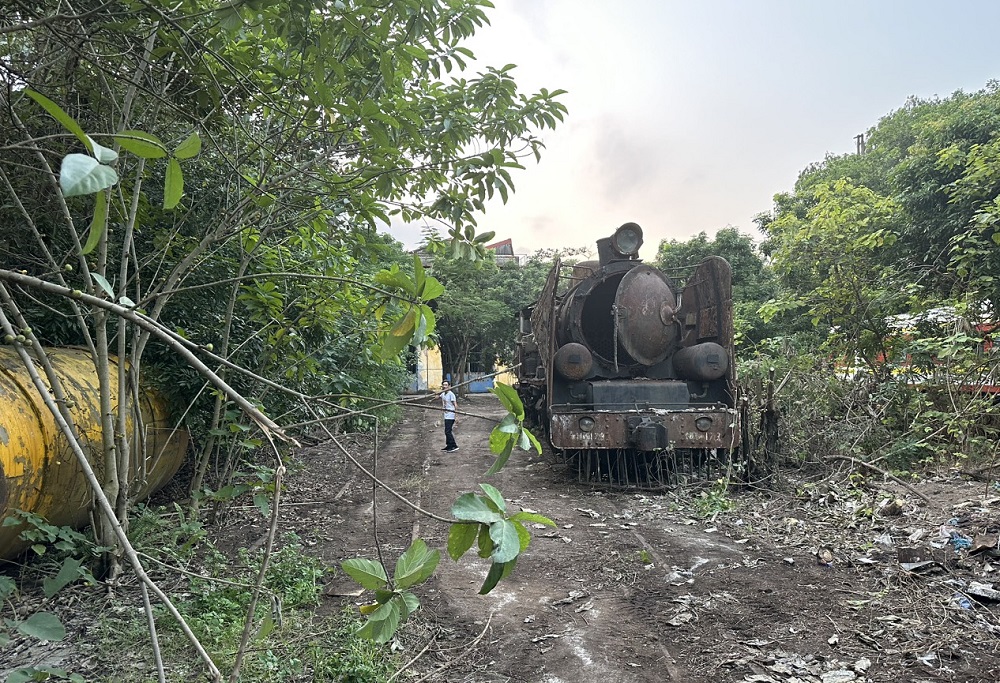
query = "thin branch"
(0, 269, 293, 443)
(826, 454, 932, 504)
(0, 298, 223, 681)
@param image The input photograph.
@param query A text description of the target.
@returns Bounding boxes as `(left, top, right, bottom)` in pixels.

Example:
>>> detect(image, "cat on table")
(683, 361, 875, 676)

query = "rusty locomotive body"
(515, 223, 741, 486)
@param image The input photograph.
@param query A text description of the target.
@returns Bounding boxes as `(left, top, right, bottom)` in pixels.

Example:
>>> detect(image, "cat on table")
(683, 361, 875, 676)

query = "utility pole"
(855, 133, 866, 156)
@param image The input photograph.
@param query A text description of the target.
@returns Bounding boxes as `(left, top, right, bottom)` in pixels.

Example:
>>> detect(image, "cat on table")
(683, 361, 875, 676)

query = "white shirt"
(441, 390, 456, 420)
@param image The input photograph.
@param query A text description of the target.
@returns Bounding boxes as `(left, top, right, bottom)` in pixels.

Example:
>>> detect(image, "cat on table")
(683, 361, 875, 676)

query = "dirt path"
(291, 394, 1000, 682)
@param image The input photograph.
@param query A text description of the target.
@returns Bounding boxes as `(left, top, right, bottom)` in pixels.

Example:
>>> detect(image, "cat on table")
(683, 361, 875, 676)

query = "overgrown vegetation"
(1, 0, 564, 679)
(5, 1, 1000, 678)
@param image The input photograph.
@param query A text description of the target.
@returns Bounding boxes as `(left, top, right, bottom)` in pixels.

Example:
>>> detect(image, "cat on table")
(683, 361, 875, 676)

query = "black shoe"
(446, 446, 459, 452)
(441, 447, 449, 451)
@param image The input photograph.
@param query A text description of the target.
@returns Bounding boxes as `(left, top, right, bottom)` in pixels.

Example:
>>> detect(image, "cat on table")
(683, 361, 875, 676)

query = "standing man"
(440, 381, 459, 452)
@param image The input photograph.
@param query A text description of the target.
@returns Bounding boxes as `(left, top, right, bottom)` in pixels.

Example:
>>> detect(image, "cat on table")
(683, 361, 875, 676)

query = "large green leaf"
(173, 130, 202, 159)
(115, 130, 167, 159)
(60, 154, 118, 197)
(447, 522, 479, 561)
(81, 190, 108, 255)
(86, 136, 118, 163)
(512, 520, 531, 553)
(16, 612, 65, 641)
(495, 413, 518, 434)
(413, 254, 426, 296)
(375, 268, 416, 296)
(478, 558, 516, 595)
(451, 492, 502, 524)
(380, 306, 417, 359)
(478, 483, 506, 513)
(356, 597, 402, 643)
(485, 437, 515, 476)
(491, 383, 524, 421)
(399, 591, 419, 618)
(420, 276, 445, 301)
(163, 157, 183, 209)
(510, 511, 556, 527)
(477, 523, 494, 559)
(489, 425, 514, 453)
(25, 89, 90, 152)
(489, 519, 520, 564)
(341, 558, 388, 591)
(393, 539, 440, 589)
(43, 557, 83, 598)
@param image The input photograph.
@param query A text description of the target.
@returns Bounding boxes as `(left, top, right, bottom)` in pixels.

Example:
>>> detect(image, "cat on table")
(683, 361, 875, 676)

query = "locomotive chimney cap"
(610, 222, 643, 258)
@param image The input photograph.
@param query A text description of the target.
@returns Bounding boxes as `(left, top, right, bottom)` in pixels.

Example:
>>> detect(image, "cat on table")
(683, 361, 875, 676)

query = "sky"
(388, 0, 1000, 260)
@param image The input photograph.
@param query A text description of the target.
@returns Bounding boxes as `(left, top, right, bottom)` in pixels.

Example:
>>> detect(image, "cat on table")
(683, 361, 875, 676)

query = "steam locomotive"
(515, 223, 742, 487)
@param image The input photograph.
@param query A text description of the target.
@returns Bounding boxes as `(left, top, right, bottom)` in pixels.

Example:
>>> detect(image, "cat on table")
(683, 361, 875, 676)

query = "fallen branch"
(409, 612, 493, 683)
(826, 454, 931, 505)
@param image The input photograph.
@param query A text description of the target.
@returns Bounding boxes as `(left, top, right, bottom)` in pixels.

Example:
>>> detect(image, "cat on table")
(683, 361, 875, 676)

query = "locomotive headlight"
(579, 417, 596, 432)
(611, 222, 644, 257)
(694, 416, 713, 432)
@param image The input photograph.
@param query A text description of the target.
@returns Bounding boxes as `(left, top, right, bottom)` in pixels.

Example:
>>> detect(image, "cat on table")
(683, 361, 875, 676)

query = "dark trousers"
(444, 419, 457, 449)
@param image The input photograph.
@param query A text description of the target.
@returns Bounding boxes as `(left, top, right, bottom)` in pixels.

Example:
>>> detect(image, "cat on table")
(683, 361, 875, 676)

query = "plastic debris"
(967, 581, 1000, 602)
(953, 593, 973, 609)
(667, 611, 695, 626)
(950, 533, 973, 552)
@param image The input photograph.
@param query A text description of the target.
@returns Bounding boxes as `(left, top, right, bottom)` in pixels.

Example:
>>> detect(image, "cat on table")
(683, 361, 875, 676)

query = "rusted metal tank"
(0, 347, 187, 559)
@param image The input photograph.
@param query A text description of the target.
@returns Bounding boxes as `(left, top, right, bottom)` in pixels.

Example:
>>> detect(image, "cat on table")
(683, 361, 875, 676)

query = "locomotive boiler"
(515, 222, 741, 486)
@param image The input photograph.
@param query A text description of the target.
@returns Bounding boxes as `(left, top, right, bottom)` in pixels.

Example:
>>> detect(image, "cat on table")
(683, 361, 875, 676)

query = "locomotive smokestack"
(598, 222, 644, 266)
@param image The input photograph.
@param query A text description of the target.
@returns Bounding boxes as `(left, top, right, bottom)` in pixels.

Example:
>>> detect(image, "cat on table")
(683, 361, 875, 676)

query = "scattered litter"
(816, 546, 835, 566)
(523, 615, 535, 624)
(950, 533, 973, 552)
(828, 633, 839, 646)
(667, 611, 695, 626)
(575, 600, 594, 613)
(576, 508, 601, 519)
(952, 593, 973, 610)
(971, 533, 999, 554)
(879, 498, 904, 516)
(897, 547, 943, 573)
(783, 557, 795, 565)
(531, 633, 563, 643)
(967, 581, 1000, 602)
(551, 590, 587, 606)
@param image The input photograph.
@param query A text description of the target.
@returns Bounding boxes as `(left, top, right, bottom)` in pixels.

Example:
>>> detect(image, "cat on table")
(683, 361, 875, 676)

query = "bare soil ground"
(4, 393, 1000, 682)
(296, 394, 1000, 683)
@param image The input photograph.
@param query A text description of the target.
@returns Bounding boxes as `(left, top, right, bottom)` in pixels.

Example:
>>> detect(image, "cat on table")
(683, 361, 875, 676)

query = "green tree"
(762, 179, 905, 375)
(654, 227, 782, 346)
(1, 1, 565, 677)
(433, 251, 550, 388)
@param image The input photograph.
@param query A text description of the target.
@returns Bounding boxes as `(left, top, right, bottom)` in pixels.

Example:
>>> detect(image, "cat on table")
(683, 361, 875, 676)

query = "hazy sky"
(389, 0, 1000, 260)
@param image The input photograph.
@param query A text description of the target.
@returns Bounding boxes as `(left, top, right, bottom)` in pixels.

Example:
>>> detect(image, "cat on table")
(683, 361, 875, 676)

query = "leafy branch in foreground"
(341, 539, 439, 643)
(341, 382, 550, 642)
(448, 484, 554, 594)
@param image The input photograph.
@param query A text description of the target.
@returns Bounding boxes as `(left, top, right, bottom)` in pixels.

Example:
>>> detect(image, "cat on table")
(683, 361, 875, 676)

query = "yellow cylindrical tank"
(0, 347, 188, 559)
